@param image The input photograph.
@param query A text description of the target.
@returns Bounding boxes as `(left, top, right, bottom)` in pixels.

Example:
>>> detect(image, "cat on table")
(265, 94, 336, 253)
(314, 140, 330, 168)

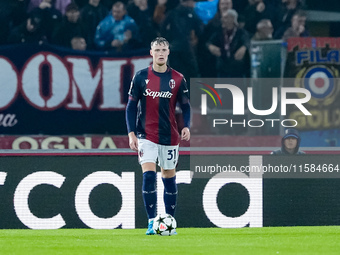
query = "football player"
(126, 37, 191, 235)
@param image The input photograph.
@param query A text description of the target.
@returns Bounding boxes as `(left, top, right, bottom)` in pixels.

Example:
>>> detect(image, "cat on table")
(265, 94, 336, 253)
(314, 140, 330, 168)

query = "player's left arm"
(177, 78, 191, 141)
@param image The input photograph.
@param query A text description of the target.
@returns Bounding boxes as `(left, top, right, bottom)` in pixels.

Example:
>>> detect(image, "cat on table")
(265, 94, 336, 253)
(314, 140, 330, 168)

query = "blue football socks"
(142, 171, 157, 219)
(162, 176, 177, 217)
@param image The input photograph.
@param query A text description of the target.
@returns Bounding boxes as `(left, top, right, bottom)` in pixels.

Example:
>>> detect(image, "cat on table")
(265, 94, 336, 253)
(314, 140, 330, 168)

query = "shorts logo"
(139, 149, 144, 158)
(169, 79, 176, 89)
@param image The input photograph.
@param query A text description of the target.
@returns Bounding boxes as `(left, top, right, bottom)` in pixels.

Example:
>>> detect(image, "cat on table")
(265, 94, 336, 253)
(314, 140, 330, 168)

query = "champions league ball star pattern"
(153, 213, 177, 236)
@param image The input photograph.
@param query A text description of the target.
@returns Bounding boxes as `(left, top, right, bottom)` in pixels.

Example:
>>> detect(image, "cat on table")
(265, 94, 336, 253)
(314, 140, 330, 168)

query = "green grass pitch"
(0, 226, 339, 255)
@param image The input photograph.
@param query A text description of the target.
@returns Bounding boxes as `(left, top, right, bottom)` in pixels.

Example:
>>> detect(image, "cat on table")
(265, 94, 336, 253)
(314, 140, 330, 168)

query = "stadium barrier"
(0, 150, 339, 229)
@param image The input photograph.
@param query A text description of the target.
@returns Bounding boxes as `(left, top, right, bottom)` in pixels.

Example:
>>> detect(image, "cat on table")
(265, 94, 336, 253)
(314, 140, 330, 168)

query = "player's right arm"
(125, 73, 142, 151)
(126, 96, 139, 151)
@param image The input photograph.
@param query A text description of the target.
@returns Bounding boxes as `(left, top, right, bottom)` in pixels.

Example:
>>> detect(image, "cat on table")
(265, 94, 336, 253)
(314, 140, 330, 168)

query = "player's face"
(284, 138, 297, 150)
(150, 43, 169, 66)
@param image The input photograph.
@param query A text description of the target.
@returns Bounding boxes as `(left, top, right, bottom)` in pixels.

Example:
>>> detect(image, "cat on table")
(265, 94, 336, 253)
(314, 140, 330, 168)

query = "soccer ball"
(153, 213, 177, 236)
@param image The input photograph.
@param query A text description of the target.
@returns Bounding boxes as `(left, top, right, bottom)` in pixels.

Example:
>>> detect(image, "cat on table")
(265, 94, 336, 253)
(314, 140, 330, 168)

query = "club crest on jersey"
(169, 79, 176, 89)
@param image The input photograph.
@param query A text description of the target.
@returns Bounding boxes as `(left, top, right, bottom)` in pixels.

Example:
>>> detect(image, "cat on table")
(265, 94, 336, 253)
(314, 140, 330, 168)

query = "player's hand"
(128, 132, 138, 151)
(181, 127, 190, 141)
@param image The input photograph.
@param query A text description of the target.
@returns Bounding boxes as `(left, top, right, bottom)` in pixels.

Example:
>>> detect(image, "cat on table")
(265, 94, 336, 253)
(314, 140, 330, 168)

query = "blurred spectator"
(11, 0, 30, 28)
(28, 0, 72, 15)
(153, 0, 180, 30)
(55, 0, 72, 14)
(194, 0, 219, 25)
(30, 0, 63, 42)
(161, 0, 204, 82)
(94, 1, 140, 51)
(271, 128, 305, 155)
(127, 0, 158, 47)
(52, 3, 86, 48)
(202, 0, 234, 42)
(207, 9, 250, 78)
(198, 0, 233, 77)
(71, 36, 87, 50)
(74, 0, 90, 9)
(244, 0, 275, 37)
(102, 0, 130, 10)
(215, 0, 233, 22)
(282, 11, 309, 40)
(74, 0, 129, 9)
(80, 0, 108, 49)
(0, 1, 11, 45)
(273, 0, 303, 39)
(231, 0, 248, 15)
(8, 13, 46, 44)
(238, 14, 246, 29)
(252, 18, 273, 40)
(28, 0, 43, 11)
(153, 0, 167, 27)
(0, 0, 30, 45)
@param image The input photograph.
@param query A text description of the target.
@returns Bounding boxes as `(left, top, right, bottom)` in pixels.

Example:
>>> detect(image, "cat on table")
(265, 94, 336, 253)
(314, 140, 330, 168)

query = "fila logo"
(145, 79, 150, 84)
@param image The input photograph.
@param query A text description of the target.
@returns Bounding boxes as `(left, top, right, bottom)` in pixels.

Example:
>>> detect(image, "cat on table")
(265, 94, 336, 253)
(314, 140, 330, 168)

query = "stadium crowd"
(0, 0, 308, 78)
